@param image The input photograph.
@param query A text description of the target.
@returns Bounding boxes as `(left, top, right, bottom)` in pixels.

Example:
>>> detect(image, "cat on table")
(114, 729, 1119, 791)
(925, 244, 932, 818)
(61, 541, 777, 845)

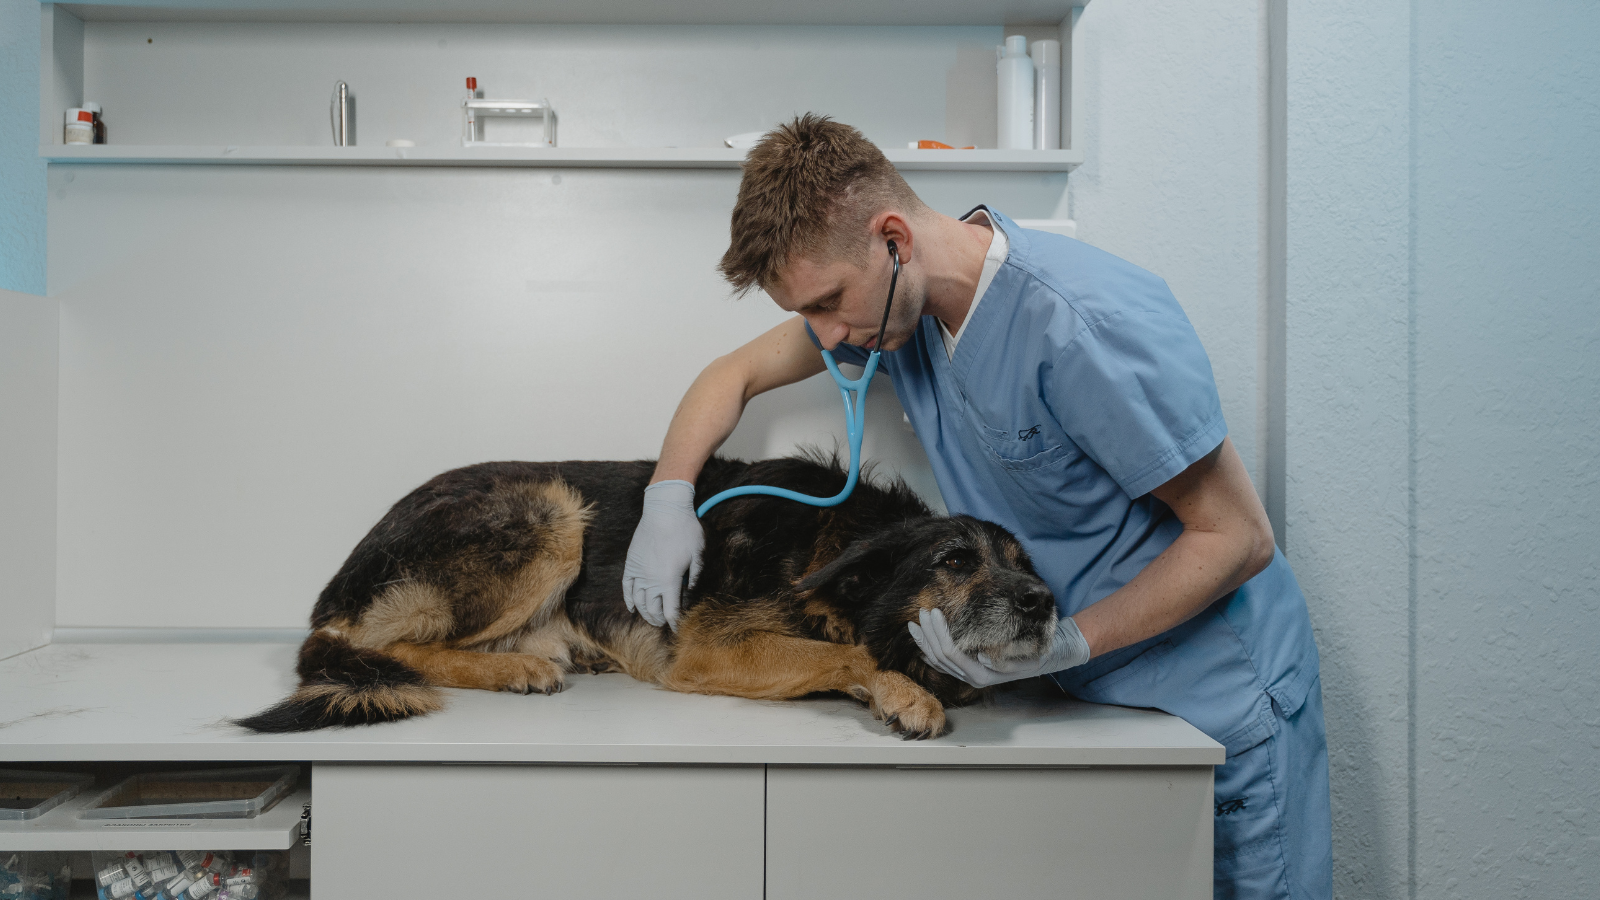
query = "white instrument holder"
(462, 98, 557, 148)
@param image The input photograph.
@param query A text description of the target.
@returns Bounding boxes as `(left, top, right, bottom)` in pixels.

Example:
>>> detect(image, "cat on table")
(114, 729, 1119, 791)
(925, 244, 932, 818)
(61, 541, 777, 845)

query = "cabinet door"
(765, 766, 1212, 900)
(313, 763, 763, 899)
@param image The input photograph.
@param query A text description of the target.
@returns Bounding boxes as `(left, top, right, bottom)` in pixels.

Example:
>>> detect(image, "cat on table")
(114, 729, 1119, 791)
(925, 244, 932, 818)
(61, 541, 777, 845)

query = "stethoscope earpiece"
(887, 239, 899, 263)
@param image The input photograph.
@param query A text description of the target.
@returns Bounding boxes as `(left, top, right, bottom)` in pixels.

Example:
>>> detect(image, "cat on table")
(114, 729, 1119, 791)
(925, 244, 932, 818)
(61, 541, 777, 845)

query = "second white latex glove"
(908, 608, 1090, 688)
(621, 479, 704, 630)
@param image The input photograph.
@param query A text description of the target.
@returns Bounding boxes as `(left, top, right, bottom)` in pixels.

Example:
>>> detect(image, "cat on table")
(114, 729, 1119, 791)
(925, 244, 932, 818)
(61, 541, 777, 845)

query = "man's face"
(768, 247, 923, 353)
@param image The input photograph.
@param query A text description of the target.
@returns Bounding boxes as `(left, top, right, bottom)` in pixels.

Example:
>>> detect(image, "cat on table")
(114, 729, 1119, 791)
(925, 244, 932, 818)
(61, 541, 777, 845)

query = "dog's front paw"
(492, 654, 567, 695)
(868, 671, 948, 740)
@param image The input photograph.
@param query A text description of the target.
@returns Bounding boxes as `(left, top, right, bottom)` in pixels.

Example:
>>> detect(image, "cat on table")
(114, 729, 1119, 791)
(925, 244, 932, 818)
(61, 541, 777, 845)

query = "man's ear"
(794, 538, 893, 598)
(871, 211, 912, 265)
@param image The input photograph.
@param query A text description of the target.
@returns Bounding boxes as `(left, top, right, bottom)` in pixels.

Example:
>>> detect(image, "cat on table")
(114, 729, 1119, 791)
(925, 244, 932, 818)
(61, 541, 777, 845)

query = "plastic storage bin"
(0, 770, 95, 822)
(0, 850, 71, 900)
(91, 849, 288, 900)
(79, 767, 298, 820)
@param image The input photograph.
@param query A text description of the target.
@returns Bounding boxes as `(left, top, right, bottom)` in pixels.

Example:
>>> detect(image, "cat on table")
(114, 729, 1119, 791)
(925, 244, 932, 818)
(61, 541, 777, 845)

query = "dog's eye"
(941, 554, 970, 571)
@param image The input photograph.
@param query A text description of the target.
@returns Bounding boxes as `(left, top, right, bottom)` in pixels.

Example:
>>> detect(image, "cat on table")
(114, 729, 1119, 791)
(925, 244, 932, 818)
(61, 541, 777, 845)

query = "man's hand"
(622, 480, 704, 630)
(908, 609, 1090, 688)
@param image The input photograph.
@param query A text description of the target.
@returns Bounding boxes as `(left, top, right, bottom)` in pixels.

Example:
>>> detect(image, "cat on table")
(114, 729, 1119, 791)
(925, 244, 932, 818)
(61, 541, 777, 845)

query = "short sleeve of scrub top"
(1043, 307, 1228, 499)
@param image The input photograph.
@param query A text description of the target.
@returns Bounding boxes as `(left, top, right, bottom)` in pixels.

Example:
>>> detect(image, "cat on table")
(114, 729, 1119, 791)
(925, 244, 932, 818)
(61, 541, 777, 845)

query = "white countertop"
(0, 642, 1222, 767)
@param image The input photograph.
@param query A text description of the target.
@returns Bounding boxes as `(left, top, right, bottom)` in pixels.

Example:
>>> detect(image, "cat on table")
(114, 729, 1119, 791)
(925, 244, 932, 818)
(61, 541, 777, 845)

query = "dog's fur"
(235, 454, 1058, 739)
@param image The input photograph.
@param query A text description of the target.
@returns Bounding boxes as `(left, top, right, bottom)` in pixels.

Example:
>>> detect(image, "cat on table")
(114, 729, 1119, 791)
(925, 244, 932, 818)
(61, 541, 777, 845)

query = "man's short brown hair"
(719, 114, 924, 295)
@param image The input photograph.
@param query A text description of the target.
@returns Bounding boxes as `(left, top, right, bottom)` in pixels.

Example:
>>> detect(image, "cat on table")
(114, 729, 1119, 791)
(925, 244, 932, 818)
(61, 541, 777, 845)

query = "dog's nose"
(1017, 584, 1054, 615)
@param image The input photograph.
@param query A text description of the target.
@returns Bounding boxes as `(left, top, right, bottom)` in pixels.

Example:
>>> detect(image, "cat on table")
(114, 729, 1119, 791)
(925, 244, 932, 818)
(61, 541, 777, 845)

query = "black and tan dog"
(236, 454, 1058, 739)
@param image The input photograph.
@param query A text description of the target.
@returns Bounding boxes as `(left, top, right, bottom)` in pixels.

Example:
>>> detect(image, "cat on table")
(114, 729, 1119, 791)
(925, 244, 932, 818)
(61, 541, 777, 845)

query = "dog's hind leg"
(662, 631, 948, 739)
(380, 479, 594, 697)
(387, 641, 568, 695)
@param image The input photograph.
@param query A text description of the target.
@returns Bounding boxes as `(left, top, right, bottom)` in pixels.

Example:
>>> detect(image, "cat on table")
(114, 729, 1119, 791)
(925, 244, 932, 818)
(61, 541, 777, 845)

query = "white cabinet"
(311, 763, 764, 899)
(311, 763, 1214, 899)
(766, 766, 1213, 900)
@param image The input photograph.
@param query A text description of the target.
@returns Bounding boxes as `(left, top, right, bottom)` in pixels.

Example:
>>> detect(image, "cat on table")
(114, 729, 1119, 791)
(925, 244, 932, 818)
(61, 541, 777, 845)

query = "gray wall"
(0, 0, 52, 660)
(0, 288, 57, 660)
(1289, 1, 1600, 897)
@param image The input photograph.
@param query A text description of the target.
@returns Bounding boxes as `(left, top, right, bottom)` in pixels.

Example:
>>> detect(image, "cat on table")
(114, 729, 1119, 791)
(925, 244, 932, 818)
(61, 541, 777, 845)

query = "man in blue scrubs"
(623, 115, 1331, 899)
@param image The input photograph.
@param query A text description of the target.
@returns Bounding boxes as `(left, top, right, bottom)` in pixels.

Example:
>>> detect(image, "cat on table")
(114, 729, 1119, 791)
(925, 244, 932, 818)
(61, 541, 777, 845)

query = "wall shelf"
(40, 145, 1084, 172)
(55, 1, 1090, 26)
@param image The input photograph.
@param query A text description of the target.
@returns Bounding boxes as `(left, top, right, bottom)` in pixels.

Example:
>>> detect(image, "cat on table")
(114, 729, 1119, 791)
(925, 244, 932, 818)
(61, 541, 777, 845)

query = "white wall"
(0, 288, 57, 659)
(1411, 2, 1599, 895)
(46, 23, 1098, 628)
(1289, 1, 1600, 897)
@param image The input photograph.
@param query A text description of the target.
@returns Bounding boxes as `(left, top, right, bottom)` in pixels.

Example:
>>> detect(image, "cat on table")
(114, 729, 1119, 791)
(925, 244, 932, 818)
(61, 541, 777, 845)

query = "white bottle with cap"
(64, 108, 94, 145)
(996, 35, 1035, 150)
(1030, 40, 1061, 150)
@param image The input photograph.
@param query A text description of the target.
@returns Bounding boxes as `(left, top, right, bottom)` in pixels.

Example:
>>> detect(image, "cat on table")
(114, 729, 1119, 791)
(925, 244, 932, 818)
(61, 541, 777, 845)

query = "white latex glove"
(908, 608, 1090, 688)
(622, 480, 704, 630)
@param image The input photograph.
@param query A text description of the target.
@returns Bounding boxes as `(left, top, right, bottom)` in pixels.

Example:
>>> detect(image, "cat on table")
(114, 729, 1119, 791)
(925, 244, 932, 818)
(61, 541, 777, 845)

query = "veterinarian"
(623, 115, 1330, 900)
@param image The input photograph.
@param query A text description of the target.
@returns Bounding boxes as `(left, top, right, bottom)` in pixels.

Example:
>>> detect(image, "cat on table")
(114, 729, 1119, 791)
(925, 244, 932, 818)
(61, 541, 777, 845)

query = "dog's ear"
(794, 538, 895, 598)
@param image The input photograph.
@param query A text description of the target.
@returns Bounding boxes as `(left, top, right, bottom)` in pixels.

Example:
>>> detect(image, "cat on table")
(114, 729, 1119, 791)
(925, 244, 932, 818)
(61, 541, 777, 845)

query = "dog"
(235, 453, 1059, 739)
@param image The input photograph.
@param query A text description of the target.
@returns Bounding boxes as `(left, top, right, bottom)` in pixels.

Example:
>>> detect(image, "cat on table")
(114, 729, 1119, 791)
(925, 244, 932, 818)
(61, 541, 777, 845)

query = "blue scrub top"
(812, 208, 1320, 755)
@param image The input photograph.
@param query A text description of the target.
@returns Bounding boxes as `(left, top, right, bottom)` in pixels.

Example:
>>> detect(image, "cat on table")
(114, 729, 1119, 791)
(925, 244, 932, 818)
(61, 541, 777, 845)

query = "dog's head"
(795, 514, 1058, 670)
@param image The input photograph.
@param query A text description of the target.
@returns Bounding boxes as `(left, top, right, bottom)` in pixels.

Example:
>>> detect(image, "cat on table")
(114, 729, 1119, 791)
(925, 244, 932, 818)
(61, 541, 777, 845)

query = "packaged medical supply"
(996, 35, 1034, 149)
(0, 851, 70, 900)
(463, 77, 479, 142)
(64, 108, 94, 144)
(144, 852, 181, 883)
(186, 873, 218, 898)
(94, 850, 288, 900)
(1029, 40, 1061, 150)
(82, 101, 107, 143)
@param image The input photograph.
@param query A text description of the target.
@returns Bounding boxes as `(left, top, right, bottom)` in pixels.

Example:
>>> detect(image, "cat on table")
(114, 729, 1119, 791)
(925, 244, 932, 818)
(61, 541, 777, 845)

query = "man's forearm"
(650, 356, 750, 485)
(1072, 438, 1276, 659)
(651, 317, 828, 486)
(1071, 524, 1269, 659)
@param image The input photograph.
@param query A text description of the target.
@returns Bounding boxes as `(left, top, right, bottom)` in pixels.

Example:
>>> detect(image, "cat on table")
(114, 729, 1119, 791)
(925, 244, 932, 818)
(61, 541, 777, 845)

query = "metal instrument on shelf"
(330, 81, 352, 146)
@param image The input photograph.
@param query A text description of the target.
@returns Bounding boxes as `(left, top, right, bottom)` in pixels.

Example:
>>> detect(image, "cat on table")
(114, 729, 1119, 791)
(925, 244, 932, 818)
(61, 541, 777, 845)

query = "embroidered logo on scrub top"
(1017, 425, 1043, 441)
(1215, 798, 1247, 817)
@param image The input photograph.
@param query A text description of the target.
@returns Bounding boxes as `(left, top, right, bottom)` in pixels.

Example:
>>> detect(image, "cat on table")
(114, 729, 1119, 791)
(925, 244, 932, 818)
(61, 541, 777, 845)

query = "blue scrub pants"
(1212, 676, 1332, 899)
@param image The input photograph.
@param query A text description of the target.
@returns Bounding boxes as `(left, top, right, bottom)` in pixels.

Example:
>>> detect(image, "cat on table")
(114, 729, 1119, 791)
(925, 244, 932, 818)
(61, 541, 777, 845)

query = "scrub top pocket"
(969, 411, 1073, 473)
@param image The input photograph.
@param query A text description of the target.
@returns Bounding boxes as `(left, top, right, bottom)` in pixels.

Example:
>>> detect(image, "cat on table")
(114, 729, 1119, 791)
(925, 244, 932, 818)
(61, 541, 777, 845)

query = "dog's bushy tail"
(233, 631, 443, 733)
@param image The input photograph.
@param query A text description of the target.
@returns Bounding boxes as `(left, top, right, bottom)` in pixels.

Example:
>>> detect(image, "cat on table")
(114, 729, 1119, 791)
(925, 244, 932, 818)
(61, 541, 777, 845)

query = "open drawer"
(0, 785, 308, 852)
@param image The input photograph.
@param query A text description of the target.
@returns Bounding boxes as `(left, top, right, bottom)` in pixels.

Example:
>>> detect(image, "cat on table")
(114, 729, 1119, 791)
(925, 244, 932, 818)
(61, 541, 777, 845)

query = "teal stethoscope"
(696, 240, 901, 518)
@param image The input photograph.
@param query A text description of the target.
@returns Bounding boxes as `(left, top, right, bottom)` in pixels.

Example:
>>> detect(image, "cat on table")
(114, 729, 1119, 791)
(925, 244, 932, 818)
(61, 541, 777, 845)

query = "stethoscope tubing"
(696, 241, 900, 519)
